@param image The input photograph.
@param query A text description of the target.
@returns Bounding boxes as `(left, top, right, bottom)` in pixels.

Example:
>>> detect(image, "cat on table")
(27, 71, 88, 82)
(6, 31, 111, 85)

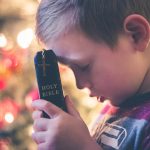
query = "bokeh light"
(4, 112, 14, 123)
(0, 34, 7, 48)
(17, 28, 34, 49)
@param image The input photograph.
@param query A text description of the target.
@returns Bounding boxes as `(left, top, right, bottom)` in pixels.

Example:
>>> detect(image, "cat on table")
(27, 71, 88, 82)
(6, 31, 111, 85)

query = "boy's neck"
(137, 46, 150, 94)
(138, 69, 150, 94)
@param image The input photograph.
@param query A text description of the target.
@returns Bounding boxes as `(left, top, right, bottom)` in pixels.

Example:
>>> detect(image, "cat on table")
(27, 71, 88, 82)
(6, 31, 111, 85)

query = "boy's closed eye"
(73, 64, 90, 72)
(57, 56, 90, 72)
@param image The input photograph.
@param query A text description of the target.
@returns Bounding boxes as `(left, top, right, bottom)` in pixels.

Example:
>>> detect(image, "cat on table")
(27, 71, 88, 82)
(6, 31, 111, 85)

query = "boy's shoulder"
(120, 93, 150, 121)
(128, 99, 150, 121)
(91, 97, 150, 150)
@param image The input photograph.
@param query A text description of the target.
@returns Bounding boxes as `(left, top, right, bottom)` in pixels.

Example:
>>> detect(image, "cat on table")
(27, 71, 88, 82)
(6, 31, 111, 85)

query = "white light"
(0, 33, 7, 48)
(5, 112, 14, 123)
(17, 28, 34, 48)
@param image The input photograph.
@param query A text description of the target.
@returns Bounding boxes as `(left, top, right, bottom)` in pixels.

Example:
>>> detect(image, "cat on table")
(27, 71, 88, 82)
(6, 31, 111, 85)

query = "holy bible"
(34, 49, 67, 118)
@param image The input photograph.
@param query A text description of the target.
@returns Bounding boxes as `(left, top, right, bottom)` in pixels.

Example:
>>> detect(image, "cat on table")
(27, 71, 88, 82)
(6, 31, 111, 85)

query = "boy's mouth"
(97, 96, 107, 102)
(89, 90, 108, 102)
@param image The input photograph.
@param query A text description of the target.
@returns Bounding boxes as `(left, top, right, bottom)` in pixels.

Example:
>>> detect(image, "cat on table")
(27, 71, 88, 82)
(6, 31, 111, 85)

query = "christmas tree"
(0, 0, 101, 149)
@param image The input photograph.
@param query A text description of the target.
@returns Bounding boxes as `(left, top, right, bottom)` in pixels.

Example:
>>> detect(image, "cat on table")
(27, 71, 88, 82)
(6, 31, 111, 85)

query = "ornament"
(25, 88, 39, 109)
(0, 63, 11, 79)
(0, 139, 9, 150)
(0, 79, 6, 90)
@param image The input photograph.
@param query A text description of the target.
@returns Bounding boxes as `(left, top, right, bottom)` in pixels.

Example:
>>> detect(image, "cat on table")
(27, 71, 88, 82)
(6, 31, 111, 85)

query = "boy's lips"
(90, 94, 106, 102)
(99, 96, 106, 102)
(89, 89, 108, 102)
(90, 94, 107, 103)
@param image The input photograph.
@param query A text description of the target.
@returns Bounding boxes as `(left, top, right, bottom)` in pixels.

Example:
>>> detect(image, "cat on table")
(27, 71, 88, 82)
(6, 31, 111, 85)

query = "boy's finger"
(33, 118, 48, 131)
(32, 110, 43, 120)
(38, 143, 47, 150)
(32, 99, 64, 118)
(32, 131, 46, 144)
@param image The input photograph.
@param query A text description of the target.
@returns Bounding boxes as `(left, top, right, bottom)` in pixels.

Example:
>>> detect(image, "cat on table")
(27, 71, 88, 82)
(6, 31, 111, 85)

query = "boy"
(32, 0, 150, 149)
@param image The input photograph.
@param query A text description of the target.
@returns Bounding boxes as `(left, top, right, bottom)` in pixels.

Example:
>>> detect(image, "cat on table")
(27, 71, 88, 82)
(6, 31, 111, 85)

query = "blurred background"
(0, 0, 102, 149)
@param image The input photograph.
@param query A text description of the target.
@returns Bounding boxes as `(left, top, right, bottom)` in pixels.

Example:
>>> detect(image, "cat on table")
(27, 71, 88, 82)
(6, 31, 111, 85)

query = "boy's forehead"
(55, 50, 84, 64)
(50, 43, 89, 62)
(45, 30, 97, 63)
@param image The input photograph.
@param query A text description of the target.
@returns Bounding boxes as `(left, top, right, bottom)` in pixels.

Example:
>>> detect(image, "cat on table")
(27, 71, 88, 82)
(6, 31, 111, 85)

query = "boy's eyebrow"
(57, 56, 70, 65)
(57, 56, 82, 66)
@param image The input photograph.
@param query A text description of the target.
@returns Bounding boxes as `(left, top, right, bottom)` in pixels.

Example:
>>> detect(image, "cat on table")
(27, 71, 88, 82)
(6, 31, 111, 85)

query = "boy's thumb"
(65, 95, 81, 120)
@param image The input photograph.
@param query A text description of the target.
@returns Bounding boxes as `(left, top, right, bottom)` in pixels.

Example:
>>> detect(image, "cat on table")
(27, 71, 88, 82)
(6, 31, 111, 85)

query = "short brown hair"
(36, 0, 150, 46)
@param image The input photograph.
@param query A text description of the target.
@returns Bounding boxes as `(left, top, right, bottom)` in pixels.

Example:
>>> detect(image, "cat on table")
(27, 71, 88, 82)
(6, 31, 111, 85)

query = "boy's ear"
(123, 14, 150, 51)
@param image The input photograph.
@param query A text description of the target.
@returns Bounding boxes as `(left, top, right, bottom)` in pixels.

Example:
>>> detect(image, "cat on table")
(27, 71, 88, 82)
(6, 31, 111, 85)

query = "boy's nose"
(75, 76, 90, 90)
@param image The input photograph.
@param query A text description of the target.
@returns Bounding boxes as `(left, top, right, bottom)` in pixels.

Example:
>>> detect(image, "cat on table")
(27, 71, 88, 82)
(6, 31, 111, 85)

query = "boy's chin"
(96, 95, 125, 107)
(109, 99, 123, 107)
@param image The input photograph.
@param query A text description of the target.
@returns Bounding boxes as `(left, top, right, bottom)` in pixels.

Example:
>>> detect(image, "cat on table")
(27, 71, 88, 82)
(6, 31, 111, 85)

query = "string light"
(0, 33, 7, 48)
(17, 28, 34, 48)
(4, 112, 14, 123)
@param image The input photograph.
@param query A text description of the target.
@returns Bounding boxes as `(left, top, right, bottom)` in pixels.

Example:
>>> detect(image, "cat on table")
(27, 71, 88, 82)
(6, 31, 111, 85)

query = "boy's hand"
(31, 96, 100, 150)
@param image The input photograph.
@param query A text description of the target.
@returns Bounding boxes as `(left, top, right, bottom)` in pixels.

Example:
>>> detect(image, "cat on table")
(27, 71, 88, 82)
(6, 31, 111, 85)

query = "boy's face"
(46, 30, 146, 105)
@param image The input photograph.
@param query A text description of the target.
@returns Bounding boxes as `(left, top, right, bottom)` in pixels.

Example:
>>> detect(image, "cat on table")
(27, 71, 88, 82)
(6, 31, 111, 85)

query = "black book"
(34, 50, 67, 117)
